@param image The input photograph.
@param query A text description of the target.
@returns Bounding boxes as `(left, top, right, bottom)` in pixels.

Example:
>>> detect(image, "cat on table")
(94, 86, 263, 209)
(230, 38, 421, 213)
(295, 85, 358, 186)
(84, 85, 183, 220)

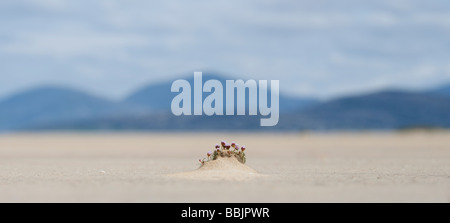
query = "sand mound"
(167, 156, 262, 181)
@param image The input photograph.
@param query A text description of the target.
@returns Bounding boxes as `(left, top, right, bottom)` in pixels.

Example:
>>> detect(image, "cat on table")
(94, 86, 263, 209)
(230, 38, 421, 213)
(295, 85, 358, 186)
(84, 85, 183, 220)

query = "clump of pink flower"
(198, 140, 247, 165)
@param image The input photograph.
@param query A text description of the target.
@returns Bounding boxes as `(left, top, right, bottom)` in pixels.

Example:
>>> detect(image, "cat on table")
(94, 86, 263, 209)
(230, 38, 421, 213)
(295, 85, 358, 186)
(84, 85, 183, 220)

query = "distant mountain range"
(1, 73, 449, 131)
(281, 90, 450, 130)
(0, 87, 144, 130)
(124, 74, 318, 112)
(427, 84, 450, 98)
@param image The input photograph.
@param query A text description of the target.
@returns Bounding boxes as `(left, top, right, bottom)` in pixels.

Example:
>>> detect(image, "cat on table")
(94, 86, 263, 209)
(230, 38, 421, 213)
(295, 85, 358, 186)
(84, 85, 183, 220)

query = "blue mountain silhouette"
(428, 84, 450, 97)
(125, 73, 317, 113)
(0, 86, 147, 130)
(281, 90, 450, 130)
(1, 76, 450, 131)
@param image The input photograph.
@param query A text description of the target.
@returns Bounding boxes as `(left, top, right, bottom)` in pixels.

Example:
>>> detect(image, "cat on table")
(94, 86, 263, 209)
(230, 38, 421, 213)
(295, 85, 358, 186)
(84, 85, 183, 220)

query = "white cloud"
(0, 0, 450, 99)
(1, 30, 151, 58)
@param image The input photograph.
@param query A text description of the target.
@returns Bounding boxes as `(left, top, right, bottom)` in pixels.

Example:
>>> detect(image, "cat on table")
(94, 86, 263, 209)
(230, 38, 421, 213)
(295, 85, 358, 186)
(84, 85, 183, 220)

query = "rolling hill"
(280, 90, 450, 130)
(0, 86, 147, 130)
(1, 77, 450, 131)
(428, 84, 450, 98)
(125, 73, 318, 113)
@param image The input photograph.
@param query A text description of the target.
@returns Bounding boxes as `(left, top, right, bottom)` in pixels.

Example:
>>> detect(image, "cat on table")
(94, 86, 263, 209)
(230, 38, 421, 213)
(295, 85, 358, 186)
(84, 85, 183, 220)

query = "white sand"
(0, 132, 449, 202)
(167, 155, 262, 181)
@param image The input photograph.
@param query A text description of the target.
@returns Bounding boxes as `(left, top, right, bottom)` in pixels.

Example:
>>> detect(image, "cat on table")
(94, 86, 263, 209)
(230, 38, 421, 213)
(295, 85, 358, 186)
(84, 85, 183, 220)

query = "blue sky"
(1, 0, 450, 100)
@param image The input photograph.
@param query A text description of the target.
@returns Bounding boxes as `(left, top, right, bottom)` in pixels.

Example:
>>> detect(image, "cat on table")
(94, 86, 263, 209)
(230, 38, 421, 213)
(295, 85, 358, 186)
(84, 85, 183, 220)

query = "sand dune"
(167, 156, 262, 181)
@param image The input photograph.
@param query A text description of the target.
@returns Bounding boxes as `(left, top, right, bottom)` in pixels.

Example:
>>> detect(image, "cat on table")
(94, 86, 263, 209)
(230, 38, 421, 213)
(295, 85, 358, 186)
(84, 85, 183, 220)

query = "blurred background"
(1, 0, 450, 131)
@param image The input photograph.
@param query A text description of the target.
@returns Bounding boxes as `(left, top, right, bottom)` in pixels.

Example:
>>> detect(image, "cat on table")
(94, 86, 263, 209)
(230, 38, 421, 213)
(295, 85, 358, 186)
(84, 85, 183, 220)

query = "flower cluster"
(199, 140, 247, 165)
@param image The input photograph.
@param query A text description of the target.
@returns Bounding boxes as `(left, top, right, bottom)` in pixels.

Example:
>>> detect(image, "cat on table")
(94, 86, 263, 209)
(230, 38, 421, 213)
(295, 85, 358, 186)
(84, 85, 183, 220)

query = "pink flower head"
(225, 144, 231, 150)
(215, 144, 220, 149)
(221, 141, 226, 147)
(207, 151, 212, 157)
(241, 146, 246, 151)
(199, 159, 202, 163)
(235, 144, 240, 150)
(231, 142, 236, 148)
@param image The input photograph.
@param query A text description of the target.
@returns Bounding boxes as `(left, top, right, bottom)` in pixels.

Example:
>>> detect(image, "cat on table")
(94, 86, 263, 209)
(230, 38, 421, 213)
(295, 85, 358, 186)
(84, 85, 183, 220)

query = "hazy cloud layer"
(1, 0, 449, 99)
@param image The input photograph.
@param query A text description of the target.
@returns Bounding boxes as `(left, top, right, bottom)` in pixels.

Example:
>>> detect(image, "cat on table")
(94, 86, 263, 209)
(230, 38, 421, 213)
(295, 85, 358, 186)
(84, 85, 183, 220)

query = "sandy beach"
(0, 131, 449, 203)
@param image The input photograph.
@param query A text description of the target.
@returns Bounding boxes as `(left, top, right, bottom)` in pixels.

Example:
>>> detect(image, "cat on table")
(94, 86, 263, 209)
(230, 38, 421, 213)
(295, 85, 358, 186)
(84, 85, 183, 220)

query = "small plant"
(199, 140, 247, 166)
